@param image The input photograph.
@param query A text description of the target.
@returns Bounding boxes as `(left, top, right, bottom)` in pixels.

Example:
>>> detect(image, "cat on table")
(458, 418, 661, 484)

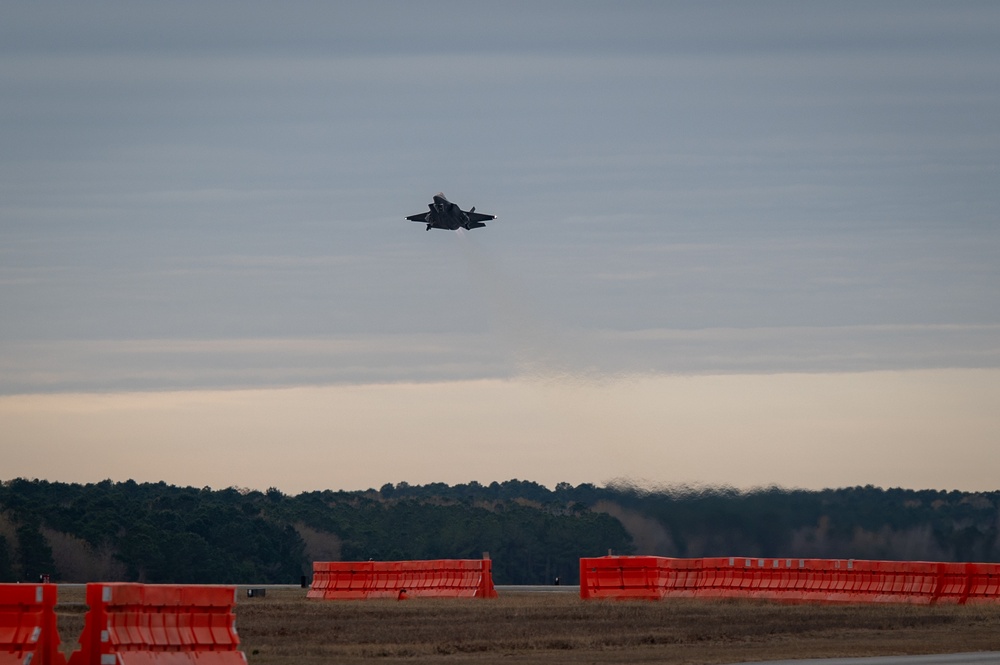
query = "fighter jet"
(405, 193, 497, 231)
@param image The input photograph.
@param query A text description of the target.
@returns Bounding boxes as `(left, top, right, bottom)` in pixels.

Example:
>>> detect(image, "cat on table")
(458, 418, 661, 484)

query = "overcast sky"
(2, 2, 999, 494)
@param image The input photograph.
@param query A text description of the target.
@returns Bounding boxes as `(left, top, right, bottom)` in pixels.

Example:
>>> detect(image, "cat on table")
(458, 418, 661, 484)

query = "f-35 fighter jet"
(405, 193, 497, 231)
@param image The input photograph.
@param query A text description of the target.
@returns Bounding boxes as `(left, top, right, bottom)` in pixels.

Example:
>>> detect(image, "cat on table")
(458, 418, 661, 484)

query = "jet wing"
(464, 211, 496, 223)
(405, 213, 428, 222)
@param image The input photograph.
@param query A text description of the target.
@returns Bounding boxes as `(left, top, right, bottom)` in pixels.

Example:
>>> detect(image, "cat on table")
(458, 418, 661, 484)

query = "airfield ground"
(55, 586, 1000, 665)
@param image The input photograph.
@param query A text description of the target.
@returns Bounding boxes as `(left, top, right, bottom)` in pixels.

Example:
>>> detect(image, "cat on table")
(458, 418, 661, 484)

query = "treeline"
(1, 478, 998, 585)
(0, 479, 630, 585)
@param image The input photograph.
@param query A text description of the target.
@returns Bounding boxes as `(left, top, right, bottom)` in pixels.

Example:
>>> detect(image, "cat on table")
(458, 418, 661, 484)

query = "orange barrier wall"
(67, 583, 246, 665)
(580, 556, 1000, 605)
(308, 559, 498, 600)
(0, 584, 64, 665)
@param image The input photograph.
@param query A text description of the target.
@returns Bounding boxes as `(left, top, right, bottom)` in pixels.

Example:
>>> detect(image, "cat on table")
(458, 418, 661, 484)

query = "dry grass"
(54, 586, 1000, 665)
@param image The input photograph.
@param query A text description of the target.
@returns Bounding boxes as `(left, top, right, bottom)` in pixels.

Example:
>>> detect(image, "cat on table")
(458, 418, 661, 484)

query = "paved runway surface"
(495, 584, 579, 594)
(728, 652, 1000, 665)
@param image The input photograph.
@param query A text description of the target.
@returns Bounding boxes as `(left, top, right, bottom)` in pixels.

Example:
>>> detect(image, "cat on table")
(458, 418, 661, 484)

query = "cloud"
(2, 323, 997, 396)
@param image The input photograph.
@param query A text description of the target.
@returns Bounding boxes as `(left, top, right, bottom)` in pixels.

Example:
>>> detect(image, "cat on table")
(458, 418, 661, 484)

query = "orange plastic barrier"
(578, 555, 662, 600)
(67, 584, 245, 665)
(0, 584, 64, 665)
(308, 559, 498, 600)
(579, 556, 1000, 605)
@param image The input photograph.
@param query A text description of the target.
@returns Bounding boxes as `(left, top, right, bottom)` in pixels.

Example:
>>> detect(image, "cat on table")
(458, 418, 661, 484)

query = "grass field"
(55, 587, 1000, 665)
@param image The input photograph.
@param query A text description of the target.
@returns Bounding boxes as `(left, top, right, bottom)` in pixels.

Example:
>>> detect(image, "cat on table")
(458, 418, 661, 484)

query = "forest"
(1, 478, 998, 585)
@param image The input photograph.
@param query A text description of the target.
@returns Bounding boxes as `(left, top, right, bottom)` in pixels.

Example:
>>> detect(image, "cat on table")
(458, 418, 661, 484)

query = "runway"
(725, 653, 1000, 665)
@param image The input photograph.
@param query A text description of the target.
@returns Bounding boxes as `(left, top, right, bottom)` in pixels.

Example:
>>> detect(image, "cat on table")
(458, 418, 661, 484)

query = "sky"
(2, 2, 999, 494)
